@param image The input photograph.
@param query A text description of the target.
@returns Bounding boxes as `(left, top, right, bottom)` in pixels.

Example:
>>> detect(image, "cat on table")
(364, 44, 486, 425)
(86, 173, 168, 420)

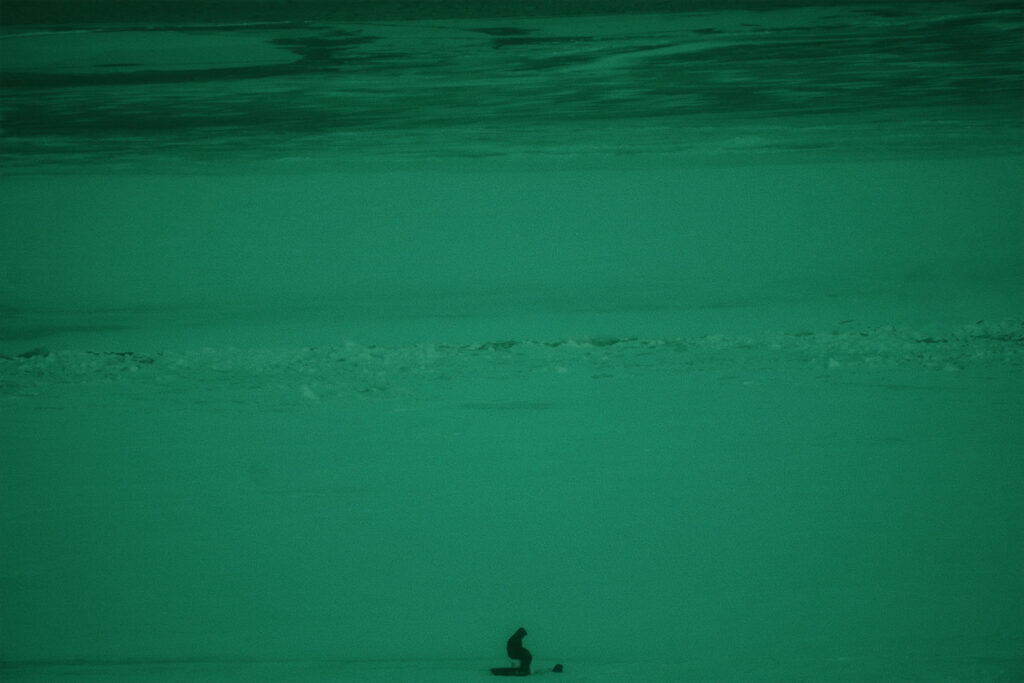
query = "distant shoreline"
(1, 0, 1011, 27)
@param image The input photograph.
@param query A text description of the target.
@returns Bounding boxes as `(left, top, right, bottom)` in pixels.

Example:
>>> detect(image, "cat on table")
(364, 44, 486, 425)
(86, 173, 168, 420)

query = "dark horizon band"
(1, 0, 996, 26)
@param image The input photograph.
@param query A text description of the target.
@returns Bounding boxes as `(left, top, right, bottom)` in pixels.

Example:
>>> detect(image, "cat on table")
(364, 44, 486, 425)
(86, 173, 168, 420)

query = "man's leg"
(518, 649, 532, 674)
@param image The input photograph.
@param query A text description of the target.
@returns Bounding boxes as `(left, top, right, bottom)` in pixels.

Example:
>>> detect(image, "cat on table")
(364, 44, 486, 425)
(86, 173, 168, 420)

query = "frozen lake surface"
(3, 653, 1022, 682)
(1, 1, 1022, 681)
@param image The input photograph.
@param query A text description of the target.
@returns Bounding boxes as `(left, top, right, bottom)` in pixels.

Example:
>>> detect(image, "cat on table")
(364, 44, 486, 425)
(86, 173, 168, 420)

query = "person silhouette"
(506, 627, 532, 674)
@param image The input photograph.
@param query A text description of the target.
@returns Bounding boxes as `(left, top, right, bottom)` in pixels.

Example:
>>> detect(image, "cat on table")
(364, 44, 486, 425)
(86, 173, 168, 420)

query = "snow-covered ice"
(3, 315, 1022, 681)
(2, 1, 1023, 681)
